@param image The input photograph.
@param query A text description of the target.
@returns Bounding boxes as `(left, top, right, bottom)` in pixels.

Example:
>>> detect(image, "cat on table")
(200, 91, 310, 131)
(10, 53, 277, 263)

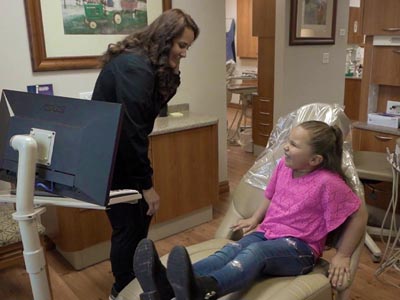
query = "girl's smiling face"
(168, 27, 195, 70)
(283, 126, 322, 176)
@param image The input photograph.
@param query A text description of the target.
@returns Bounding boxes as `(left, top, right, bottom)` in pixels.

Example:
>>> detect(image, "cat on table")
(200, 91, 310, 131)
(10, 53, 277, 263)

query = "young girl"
(133, 120, 368, 300)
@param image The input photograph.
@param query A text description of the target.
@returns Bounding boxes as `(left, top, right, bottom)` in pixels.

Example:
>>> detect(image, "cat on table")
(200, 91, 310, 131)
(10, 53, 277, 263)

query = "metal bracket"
(30, 128, 56, 166)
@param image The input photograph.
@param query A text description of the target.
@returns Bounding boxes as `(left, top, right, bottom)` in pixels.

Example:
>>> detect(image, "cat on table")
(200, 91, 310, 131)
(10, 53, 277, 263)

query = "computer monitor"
(0, 89, 122, 206)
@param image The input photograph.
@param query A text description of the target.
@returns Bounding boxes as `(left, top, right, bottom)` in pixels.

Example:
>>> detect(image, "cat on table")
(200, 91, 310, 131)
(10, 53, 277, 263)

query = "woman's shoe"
(133, 238, 174, 300)
(167, 246, 218, 300)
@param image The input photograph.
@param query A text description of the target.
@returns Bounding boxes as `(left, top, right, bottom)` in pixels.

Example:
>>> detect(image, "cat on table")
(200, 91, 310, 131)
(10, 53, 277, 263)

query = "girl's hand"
(142, 187, 160, 216)
(328, 252, 351, 288)
(230, 217, 258, 234)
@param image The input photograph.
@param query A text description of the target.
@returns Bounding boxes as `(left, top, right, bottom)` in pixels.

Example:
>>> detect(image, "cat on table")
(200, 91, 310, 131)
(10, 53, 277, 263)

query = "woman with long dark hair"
(92, 9, 199, 300)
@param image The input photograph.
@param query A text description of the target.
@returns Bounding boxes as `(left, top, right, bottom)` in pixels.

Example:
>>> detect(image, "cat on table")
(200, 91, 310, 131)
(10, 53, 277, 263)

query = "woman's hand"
(230, 217, 258, 234)
(142, 187, 160, 216)
(328, 252, 351, 288)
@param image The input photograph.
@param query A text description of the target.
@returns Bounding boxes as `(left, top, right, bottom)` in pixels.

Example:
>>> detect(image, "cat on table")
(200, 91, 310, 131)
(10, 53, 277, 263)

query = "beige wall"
(225, 0, 258, 104)
(274, 0, 349, 121)
(0, 1, 228, 182)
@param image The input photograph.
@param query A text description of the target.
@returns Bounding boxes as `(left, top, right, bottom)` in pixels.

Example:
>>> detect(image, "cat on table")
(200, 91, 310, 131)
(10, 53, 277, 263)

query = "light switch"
(322, 53, 329, 64)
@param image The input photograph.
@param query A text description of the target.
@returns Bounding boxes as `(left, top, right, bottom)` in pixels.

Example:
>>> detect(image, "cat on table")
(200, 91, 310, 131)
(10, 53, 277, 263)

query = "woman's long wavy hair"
(100, 8, 199, 98)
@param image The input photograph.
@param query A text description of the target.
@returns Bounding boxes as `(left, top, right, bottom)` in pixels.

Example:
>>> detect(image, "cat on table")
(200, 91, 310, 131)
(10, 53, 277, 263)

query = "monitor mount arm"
(10, 134, 51, 300)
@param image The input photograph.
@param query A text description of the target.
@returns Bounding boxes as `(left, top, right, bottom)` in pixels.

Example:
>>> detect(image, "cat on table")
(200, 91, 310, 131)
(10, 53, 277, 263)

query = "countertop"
(352, 121, 400, 136)
(151, 110, 218, 136)
(345, 75, 362, 80)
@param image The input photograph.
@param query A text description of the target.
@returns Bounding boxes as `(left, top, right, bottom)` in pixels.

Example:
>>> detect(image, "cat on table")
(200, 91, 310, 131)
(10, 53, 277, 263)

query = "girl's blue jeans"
(193, 231, 316, 296)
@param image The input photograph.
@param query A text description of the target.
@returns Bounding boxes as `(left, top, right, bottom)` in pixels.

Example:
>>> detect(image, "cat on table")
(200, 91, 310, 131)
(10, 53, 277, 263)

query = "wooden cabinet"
(53, 208, 111, 253)
(371, 46, 400, 86)
(251, 0, 275, 149)
(47, 124, 218, 269)
(352, 128, 398, 152)
(363, 0, 400, 35)
(352, 127, 400, 214)
(237, 0, 258, 58)
(347, 2, 364, 44)
(344, 78, 361, 120)
(252, 0, 276, 38)
(151, 125, 218, 223)
(252, 95, 273, 147)
(359, 36, 400, 122)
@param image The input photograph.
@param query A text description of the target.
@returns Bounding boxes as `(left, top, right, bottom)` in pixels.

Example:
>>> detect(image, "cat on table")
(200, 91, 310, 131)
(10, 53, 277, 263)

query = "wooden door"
(348, 1, 364, 44)
(371, 46, 400, 86)
(237, 0, 258, 58)
(344, 78, 361, 120)
(150, 125, 218, 223)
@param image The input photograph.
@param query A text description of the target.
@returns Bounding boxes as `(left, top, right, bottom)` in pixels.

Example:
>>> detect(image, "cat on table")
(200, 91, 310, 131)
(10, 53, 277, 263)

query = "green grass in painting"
(63, 10, 148, 35)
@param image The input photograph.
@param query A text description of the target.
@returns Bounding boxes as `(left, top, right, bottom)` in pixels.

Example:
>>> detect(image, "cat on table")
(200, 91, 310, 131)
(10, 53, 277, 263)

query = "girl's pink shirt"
(258, 157, 361, 256)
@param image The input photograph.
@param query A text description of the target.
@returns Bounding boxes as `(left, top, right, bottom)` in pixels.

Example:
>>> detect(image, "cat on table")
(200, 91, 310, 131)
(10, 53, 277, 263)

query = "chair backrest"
(216, 103, 365, 245)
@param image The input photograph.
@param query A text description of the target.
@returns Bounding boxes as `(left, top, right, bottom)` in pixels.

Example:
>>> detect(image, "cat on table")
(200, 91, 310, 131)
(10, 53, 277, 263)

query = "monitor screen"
(0, 89, 122, 206)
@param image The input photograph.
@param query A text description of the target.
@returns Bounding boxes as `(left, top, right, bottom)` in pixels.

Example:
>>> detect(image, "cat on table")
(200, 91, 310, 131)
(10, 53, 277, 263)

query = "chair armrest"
(215, 180, 265, 240)
(214, 204, 244, 240)
(334, 231, 366, 293)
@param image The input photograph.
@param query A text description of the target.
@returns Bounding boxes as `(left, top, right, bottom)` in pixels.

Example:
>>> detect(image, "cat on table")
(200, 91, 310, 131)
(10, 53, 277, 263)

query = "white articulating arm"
(10, 135, 52, 300)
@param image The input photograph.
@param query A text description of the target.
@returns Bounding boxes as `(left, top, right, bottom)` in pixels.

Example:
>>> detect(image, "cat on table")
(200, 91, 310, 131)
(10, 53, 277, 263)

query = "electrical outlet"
(339, 28, 346, 36)
(79, 91, 93, 100)
(322, 53, 329, 64)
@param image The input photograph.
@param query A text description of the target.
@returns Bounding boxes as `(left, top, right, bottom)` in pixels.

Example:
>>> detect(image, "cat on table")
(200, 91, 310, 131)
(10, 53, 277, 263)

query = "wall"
(0, 1, 227, 182)
(225, 0, 257, 104)
(274, 0, 350, 120)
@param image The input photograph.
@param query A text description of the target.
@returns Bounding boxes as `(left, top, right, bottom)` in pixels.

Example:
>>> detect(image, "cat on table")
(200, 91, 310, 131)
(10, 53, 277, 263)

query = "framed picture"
(289, 0, 337, 45)
(24, 0, 172, 72)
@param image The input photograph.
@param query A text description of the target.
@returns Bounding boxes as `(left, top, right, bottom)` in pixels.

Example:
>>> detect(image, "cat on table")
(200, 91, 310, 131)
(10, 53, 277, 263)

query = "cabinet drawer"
(252, 96, 273, 120)
(363, 0, 400, 35)
(253, 119, 272, 134)
(252, 112, 273, 147)
(371, 46, 400, 86)
(257, 97, 273, 112)
(252, 125, 271, 146)
(352, 128, 398, 152)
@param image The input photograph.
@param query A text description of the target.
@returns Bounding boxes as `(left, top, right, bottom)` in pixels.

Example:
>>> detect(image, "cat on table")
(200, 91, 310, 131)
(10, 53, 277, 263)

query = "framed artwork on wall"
(24, 0, 172, 72)
(289, 0, 337, 45)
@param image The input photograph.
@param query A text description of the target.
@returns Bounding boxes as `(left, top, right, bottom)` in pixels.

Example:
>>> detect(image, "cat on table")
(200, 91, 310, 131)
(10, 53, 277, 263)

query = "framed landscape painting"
(289, 0, 337, 45)
(24, 0, 172, 71)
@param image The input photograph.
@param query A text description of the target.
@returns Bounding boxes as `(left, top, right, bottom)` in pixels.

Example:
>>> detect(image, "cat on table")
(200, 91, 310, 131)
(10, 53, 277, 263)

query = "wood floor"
(1, 108, 399, 299)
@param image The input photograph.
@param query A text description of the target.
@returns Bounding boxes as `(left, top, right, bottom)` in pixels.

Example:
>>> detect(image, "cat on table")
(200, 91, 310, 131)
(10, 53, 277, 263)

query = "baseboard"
(219, 181, 229, 194)
(148, 206, 213, 241)
(57, 241, 111, 270)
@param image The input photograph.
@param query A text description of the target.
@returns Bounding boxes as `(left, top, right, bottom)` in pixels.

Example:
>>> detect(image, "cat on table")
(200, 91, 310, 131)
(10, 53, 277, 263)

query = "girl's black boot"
(133, 239, 174, 300)
(167, 245, 219, 300)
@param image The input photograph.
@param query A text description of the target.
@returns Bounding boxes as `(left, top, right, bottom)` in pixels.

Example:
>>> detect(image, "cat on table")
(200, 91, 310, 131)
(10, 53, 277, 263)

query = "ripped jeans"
(193, 231, 316, 296)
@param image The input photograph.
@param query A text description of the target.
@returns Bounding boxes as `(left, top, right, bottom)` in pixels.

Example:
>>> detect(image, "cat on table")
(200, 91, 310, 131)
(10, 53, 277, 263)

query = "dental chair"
(120, 103, 366, 300)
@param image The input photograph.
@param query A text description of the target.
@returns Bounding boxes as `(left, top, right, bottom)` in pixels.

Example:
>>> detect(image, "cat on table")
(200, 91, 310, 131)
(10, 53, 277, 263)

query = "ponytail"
(299, 121, 347, 181)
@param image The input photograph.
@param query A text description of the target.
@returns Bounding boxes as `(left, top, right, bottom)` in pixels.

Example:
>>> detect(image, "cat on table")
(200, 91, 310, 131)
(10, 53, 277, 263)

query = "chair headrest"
(242, 103, 363, 199)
